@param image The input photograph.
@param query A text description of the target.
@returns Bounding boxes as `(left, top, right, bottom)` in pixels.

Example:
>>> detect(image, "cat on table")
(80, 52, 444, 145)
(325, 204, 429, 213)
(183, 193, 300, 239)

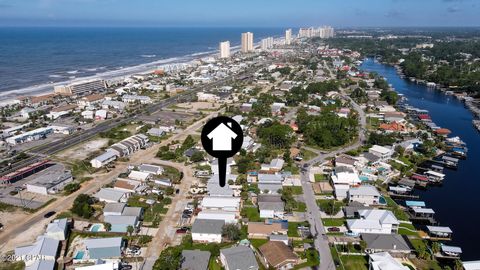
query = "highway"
(0, 68, 255, 177)
(299, 61, 367, 270)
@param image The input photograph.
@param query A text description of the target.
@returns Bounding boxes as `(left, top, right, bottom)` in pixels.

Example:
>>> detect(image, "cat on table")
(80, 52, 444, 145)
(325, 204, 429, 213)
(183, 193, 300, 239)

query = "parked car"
(176, 228, 188, 234)
(43, 211, 56, 218)
(327, 227, 340, 232)
(121, 264, 133, 270)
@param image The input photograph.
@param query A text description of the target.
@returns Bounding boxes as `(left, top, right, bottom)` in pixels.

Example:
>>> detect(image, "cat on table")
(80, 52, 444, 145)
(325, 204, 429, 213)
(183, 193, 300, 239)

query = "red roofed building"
(379, 122, 406, 132)
(435, 128, 451, 136)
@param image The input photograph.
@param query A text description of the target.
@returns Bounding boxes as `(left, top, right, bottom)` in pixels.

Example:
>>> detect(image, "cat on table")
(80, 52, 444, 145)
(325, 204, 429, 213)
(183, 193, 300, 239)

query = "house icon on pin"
(207, 122, 238, 151)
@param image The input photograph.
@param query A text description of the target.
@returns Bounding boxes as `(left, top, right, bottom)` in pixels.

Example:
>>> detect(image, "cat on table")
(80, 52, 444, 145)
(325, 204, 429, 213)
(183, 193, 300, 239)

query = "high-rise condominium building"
(285, 29, 292, 45)
(261, 37, 274, 50)
(298, 26, 334, 39)
(219, 41, 231, 58)
(241, 32, 254, 53)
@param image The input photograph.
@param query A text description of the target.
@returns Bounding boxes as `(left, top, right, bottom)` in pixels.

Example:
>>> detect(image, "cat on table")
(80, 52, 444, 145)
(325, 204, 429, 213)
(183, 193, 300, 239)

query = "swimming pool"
(74, 251, 84, 260)
(90, 224, 102, 232)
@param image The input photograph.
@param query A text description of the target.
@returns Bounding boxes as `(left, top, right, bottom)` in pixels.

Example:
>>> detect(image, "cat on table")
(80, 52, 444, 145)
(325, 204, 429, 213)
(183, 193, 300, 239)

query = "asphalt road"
(299, 63, 367, 270)
(0, 67, 260, 177)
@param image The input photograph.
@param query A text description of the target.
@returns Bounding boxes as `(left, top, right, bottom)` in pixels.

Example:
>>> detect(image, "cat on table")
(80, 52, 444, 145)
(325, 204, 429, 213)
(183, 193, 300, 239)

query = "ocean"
(0, 27, 283, 100)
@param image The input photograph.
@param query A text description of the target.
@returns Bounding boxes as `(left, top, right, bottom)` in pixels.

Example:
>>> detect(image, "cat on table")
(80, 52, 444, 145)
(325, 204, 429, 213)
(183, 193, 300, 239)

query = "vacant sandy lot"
(57, 138, 109, 160)
(176, 101, 221, 111)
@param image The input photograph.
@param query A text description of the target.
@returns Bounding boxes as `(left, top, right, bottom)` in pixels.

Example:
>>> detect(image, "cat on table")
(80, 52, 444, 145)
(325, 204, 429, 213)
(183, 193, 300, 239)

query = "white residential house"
(197, 210, 238, 224)
(191, 219, 225, 243)
(258, 194, 284, 219)
(347, 209, 399, 235)
(348, 185, 384, 206)
(201, 197, 241, 212)
(369, 145, 393, 161)
(94, 188, 129, 203)
(128, 170, 151, 182)
(369, 252, 409, 270)
(15, 236, 59, 268)
(90, 151, 117, 168)
(45, 218, 68, 241)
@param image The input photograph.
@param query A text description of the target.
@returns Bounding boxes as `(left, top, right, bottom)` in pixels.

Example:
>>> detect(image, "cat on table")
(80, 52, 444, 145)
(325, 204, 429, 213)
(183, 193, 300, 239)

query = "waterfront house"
(361, 234, 412, 254)
(347, 209, 399, 235)
(347, 185, 384, 206)
(368, 252, 409, 270)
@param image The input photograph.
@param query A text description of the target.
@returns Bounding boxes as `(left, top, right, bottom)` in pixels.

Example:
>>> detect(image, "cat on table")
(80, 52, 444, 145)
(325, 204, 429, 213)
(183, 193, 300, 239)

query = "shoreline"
(0, 49, 216, 105)
(371, 57, 480, 122)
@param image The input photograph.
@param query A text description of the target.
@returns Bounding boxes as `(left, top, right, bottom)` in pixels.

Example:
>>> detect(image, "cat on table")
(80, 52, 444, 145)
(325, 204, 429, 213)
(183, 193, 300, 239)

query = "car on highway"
(327, 227, 340, 232)
(43, 211, 56, 218)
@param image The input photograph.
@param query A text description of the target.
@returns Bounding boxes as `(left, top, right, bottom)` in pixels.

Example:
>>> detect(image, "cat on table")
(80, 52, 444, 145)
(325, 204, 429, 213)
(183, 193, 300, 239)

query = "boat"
(445, 136, 466, 146)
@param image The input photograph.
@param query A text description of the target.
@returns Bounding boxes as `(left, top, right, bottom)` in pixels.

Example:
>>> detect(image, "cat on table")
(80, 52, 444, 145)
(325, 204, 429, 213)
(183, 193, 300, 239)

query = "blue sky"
(0, 0, 479, 27)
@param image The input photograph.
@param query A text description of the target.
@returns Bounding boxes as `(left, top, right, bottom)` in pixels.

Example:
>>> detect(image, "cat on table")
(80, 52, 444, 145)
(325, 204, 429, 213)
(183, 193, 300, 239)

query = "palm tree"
(454, 259, 463, 270)
(104, 223, 112, 232)
(127, 225, 134, 236)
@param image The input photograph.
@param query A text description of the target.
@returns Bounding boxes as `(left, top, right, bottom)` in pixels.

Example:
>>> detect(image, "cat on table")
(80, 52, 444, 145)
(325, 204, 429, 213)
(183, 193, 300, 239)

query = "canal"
(361, 58, 480, 260)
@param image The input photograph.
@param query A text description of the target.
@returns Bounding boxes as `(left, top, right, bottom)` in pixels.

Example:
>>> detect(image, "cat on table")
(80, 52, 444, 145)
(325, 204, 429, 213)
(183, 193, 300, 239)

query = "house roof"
(370, 145, 392, 155)
(349, 185, 380, 197)
(181, 250, 211, 270)
(103, 203, 126, 214)
(94, 188, 127, 202)
(139, 164, 163, 174)
(191, 219, 225, 235)
(220, 246, 259, 270)
(25, 259, 55, 270)
(46, 218, 68, 235)
(463, 261, 480, 270)
(335, 156, 356, 166)
(363, 152, 381, 163)
(361, 234, 411, 252)
(358, 209, 399, 225)
(84, 237, 123, 249)
(15, 236, 59, 258)
(122, 207, 143, 217)
(201, 197, 240, 209)
(426, 226, 452, 234)
(113, 180, 138, 191)
(441, 245, 462, 254)
(369, 252, 409, 270)
(259, 241, 298, 267)
(248, 222, 285, 235)
(104, 215, 137, 226)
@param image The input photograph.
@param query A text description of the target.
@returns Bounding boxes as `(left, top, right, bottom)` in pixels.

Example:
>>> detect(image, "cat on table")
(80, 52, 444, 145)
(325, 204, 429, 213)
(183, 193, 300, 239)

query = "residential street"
(300, 74, 367, 270)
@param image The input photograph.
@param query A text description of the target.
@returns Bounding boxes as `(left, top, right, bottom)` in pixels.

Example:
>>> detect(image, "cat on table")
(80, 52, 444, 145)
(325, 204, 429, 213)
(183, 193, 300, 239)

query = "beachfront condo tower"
(285, 29, 292, 45)
(219, 41, 231, 58)
(241, 32, 254, 53)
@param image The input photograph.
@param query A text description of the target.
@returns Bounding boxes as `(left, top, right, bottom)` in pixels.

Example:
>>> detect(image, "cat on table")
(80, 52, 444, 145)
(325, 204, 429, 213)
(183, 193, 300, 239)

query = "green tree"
(222, 224, 241, 241)
(71, 194, 93, 219)
(64, 182, 80, 194)
(127, 225, 134, 236)
(104, 223, 111, 232)
(153, 246, 182, 270)
(190, 151, 205, 162)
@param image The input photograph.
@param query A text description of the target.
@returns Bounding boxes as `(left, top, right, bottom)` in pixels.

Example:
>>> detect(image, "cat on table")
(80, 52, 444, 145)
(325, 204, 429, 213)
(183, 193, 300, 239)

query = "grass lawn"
(323, 218, 346, 227)
(209, 258, 222, 270)
(250, 238, 269, 249)
(0, 261, 24, 270)
(398, 223, 418, 236)
(317, 199, 344, 215)
(294, 249, 320, 269)
(410, 238, 428, 252)
(301, 148, 317, 161)
(385, 196, 410, 221)
(314, 174, 328, 182)
(288, 221, 309, 237)
(241, 206, 261, 222)
(294, 202, 307, 212)
(341, 255, 368, 270)
(286, 186, 304, 195)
